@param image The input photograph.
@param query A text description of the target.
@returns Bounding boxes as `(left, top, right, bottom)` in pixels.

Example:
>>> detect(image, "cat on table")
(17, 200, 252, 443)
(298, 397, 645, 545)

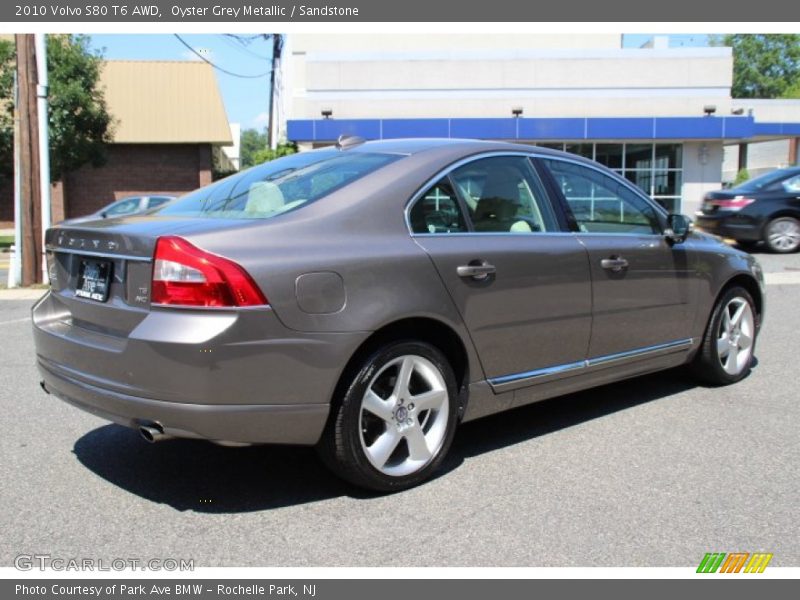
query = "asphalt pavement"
(0, 249, 798, 567)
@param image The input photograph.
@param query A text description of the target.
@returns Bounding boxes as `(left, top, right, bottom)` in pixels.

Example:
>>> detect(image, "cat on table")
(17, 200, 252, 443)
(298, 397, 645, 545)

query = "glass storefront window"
(564, 143, 593, 159)
(540, 142, 684, 212)
(654, 144, 682, 169)
(594, 144, 624, 169)
(625, 144, 653, 170)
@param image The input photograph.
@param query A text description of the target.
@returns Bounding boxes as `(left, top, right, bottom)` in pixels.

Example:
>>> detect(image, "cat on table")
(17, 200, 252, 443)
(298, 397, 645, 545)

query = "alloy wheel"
(716, 297, 755, 376)
(358, 354, 450, 477)
(766, 218, 800, 253)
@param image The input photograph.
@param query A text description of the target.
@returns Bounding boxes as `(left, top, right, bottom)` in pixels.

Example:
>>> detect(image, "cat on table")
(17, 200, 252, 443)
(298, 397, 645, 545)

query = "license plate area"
(75, 258, 112, 302)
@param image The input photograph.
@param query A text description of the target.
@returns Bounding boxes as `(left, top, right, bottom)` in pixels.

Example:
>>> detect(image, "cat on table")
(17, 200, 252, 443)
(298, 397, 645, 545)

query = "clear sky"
(88, 34, 711, 133)
(89, 34, 274, 132)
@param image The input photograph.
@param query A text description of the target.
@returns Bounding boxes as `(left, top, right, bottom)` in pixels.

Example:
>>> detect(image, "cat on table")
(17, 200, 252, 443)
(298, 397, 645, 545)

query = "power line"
(173, 34, 270, 78)
(218, 34, 272, 60)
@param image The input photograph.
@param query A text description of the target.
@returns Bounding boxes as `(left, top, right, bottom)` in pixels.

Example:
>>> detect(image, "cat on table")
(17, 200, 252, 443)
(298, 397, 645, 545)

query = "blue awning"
(287, 116, 800, 143)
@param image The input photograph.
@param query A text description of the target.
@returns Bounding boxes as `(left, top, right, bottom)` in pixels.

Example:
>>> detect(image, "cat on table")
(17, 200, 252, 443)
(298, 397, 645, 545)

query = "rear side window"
(409, 178, 468, 234)
(450, 156, 557, 233)
(159, 151, 401, 219)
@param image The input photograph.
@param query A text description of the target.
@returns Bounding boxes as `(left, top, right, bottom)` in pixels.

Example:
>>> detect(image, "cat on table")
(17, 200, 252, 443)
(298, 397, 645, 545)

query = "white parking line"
(765, 272, 800, 285)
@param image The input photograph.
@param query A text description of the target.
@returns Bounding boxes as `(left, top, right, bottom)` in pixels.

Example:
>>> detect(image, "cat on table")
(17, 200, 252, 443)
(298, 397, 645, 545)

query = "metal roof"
(100, 60, 232, 145)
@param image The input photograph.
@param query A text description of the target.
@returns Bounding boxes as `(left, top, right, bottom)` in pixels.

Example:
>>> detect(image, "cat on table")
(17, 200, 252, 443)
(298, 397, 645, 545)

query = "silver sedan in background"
(33, 138, 764, 491)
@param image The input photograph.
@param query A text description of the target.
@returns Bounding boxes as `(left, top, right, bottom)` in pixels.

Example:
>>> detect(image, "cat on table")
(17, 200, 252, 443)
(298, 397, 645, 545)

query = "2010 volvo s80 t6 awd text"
(33, 138, 765, 491)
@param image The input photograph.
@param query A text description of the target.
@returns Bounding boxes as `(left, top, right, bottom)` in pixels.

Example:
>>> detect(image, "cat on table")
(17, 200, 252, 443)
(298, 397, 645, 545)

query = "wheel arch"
(330, 316, 473, 422)
(717, 273, 764, 325)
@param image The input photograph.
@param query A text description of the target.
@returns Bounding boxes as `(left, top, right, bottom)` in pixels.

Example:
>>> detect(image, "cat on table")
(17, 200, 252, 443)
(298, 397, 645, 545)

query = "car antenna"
(336, 135, 366, 150)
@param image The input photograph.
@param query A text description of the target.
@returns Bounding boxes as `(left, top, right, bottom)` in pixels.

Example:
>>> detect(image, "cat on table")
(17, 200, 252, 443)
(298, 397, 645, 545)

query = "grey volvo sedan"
(33, 138, 765, 491)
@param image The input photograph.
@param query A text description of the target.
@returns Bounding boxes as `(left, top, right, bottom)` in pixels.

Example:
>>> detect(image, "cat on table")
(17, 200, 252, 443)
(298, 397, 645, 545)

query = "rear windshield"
(158, 150, 401, 219)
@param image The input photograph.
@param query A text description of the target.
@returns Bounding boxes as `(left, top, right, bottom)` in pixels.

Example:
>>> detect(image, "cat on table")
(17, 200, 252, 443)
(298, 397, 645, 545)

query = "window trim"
(533, 154, 670, 237)
(404, 151, 571, 237)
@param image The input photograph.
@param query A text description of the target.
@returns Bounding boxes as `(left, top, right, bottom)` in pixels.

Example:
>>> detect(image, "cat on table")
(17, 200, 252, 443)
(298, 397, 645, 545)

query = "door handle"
(600, 257, 629, 272)
(457, 263, 496, 280)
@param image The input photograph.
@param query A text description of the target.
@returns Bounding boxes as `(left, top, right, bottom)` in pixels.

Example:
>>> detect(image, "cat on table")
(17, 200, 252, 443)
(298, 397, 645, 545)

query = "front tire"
(691, 286, 757, 385)
(318, 341, 459, 492)
(764, 216, 800, 253)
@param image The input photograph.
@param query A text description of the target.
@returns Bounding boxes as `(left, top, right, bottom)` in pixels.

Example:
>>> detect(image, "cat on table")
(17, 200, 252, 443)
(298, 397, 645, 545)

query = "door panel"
(539, 156, 699, 360)
(414, 234, 592, 382)
(577, 234, 697, 358)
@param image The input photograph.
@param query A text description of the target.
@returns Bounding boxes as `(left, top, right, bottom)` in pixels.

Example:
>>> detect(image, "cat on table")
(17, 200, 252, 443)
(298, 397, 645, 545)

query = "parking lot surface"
(0, 249, 798, 567)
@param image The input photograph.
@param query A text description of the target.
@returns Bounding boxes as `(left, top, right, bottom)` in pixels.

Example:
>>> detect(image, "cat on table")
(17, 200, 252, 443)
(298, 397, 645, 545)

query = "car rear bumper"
(38, 358, 330, 444)
(32, 291, 370, 445)
(694, 213, 763, 242)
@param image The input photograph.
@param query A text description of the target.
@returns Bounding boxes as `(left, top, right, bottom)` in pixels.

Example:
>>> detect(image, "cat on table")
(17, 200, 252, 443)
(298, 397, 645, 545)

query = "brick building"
(1, 59, 232, 226)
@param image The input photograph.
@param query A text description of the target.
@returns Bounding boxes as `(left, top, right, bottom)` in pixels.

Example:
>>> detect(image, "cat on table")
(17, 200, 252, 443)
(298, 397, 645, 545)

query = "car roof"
(343, 137, 589, 162)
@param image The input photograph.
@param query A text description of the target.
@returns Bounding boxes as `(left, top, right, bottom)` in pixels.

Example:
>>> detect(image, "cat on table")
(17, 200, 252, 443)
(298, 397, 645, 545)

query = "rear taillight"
(712, 197, 756, 212)
(151, 236, 267, 307)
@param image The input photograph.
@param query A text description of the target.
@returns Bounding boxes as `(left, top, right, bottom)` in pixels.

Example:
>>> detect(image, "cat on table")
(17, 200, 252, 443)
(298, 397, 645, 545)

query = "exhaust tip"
(138, 423, 164, 443)
(39, 381, 50, 394)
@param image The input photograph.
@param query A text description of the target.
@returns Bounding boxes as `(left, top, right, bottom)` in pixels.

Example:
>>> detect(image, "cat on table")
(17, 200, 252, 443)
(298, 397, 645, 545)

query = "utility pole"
(15, 34, 42, 286)
(267, 34, 283, 151)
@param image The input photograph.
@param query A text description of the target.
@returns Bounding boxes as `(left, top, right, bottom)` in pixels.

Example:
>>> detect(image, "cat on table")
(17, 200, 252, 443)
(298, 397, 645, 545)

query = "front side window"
(542, 159, 661, 235)
(450, 156, 557, 233)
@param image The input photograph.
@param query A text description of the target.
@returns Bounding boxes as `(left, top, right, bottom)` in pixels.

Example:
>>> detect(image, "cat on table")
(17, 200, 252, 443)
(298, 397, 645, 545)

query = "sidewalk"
(0, 287, 48, 300)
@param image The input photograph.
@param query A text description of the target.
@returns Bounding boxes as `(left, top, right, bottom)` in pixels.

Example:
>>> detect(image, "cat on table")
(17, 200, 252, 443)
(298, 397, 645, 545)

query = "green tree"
(0, 39, 14, 182)
(781, 79, 800, 99)
(251, 142, 297, 166)
(717, 34, 800, 98)
(239, 127, 268, 168)
(0, 34, 113, 183)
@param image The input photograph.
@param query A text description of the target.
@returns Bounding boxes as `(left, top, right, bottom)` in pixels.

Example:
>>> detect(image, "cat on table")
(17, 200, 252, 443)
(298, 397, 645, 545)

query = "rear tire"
(690, 286, 757, 385)
(317, 340, 459, 492)
(764, 216, 800, 253)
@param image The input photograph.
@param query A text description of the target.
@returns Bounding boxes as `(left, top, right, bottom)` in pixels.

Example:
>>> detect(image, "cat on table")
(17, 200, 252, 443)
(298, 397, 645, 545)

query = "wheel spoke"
(411, 388, 447, 411)
(730, 302, 746, 327)
(393, 356, 415, 399)
(405, 425, 432, 462)
(717, 333, 730, 358)
(367, 429, 401, 467)
(738, 329, 753, 351)
(363, 390, 394, 422)
(723, 347, 740, 375)
(722, 308, 732, 332)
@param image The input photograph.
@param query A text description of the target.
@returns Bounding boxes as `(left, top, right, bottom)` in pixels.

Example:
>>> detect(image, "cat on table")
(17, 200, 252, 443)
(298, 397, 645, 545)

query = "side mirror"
(665, 214, 691, 244)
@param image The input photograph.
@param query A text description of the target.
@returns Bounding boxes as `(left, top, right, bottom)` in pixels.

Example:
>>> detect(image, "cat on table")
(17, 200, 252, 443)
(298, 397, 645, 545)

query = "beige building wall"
(683, 142, 725, 215)
(285, 35, 733, 122)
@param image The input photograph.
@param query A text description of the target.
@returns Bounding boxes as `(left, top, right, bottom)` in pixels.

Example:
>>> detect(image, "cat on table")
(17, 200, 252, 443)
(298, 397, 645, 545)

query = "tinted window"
(105, 197, 142, 216)
(160, 150, 400, 219)
(783, 175, 800, 193)
(409, 178, 467, 234)
(543, 159, 660, 235)
(450, 156, 557, 233)
(147, 197, 172, 209)
(736, 169, 799, 193)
